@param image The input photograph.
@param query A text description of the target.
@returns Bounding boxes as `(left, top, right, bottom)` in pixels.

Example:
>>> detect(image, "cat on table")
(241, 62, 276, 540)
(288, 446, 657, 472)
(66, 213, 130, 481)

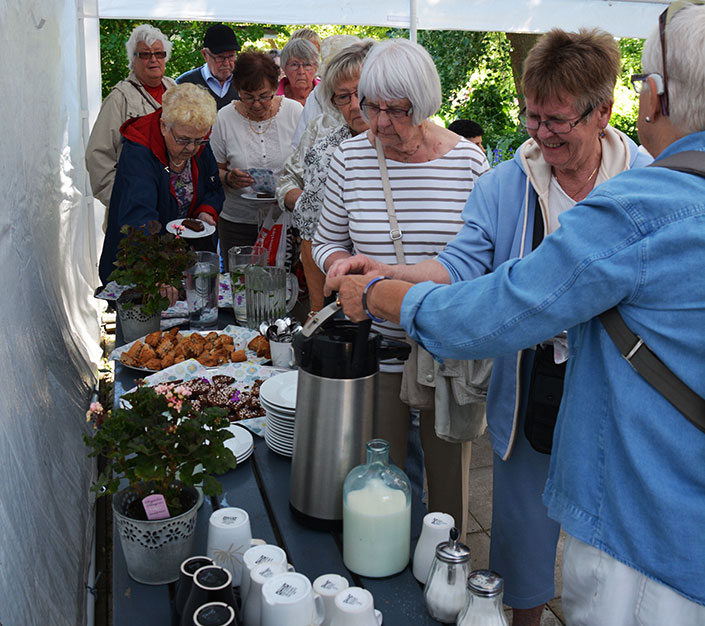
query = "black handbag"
(524, 344, 566, 454)
(522, 201, 566, 454)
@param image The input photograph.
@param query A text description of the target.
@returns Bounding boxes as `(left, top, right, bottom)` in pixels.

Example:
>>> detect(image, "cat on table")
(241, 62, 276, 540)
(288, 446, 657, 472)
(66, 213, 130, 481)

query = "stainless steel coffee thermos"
(289, 301, 410, 524)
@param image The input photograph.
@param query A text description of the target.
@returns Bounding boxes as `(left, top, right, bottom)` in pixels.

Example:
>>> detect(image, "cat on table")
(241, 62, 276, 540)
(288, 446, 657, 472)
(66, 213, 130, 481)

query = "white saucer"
(166, 218, 215, 238)
(265, 430, 293, 456)
(260, 397, 296, 418)
(259, 371, 298, 410)
(225, 424, 254, 459)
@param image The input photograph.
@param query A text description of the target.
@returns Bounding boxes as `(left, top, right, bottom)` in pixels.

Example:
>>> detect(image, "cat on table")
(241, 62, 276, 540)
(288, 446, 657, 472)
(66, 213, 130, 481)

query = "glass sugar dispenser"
(423, 526, 472, 623)
(456, 570, 509, 626)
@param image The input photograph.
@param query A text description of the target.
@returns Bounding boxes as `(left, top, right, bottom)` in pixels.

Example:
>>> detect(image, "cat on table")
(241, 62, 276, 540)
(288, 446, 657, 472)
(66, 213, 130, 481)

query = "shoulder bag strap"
(648, 150, 705, 178)
(127, 80, 160, 112)
(599, 307, 705, 433)
(375, 137, 406, 265)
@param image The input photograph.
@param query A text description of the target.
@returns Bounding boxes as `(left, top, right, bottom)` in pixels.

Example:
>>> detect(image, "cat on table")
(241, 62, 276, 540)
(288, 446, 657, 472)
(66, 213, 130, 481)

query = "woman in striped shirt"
(312, 38, 489, 536)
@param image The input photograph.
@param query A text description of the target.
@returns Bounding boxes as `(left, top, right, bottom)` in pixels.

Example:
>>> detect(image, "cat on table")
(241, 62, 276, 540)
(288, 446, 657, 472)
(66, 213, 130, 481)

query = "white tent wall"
(0, 0, 102, 623)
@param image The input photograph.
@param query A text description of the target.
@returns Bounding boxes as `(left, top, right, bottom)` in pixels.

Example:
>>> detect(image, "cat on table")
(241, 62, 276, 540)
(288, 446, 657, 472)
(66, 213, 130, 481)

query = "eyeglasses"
(519, 106, 594, 134)
(206, 51, 237, 64)
(331, 90, 358, 106)
(169, 127, 209, 147)
(135, 50, 167, 60)
(360, 99, 413, 120)
(657, 0, 705, 116)
(630, 73, 665, 95)
(240, 93, 275, 104)
(286, 62, 316, 72)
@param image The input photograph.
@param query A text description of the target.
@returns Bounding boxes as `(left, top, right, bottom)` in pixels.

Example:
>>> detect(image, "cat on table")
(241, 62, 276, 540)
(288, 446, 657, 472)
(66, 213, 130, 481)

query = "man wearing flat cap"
(177, 23, 241, 109)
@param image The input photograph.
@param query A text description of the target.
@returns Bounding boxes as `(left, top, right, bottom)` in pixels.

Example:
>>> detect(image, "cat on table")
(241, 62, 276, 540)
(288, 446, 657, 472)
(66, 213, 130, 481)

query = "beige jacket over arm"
(85, 71, 176, 208)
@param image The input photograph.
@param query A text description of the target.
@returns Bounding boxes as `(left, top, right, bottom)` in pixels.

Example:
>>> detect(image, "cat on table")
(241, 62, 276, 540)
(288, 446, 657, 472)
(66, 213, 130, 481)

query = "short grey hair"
(319, 40, 376, 107)
(126, 24, 173, 70)
(642, 3, 705, 134)
(280, 39, 320, 70)
(357, 39, 441, 126)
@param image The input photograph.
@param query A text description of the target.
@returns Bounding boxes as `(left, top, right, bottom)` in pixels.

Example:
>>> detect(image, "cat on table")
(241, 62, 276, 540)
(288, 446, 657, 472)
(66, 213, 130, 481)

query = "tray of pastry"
(110, 325, 271, 373)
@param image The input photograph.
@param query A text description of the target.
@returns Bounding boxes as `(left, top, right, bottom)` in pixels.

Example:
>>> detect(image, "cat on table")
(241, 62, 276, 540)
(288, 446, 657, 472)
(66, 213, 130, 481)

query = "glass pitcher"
(456, 570, 509, 626)
(342, 439, 411, 577)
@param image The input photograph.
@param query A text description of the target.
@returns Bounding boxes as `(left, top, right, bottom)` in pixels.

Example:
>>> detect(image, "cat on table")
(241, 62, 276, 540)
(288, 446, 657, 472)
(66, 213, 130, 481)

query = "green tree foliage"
(98, 20, 290, 97)
(98, 21, 644, 161)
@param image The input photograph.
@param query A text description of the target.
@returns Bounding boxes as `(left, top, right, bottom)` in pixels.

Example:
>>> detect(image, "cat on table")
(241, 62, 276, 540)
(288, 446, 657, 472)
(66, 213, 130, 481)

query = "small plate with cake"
(166, 218, 216, 238)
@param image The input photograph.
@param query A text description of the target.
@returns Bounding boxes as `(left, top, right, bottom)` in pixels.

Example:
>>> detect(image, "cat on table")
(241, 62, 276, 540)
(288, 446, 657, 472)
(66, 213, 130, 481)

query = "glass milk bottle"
(456, 570, 509, 626)
(343, 439, 411, 577)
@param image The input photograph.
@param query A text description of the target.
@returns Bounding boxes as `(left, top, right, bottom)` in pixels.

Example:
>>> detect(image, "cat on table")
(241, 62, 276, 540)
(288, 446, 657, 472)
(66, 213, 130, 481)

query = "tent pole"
(409, 0, 417, 42)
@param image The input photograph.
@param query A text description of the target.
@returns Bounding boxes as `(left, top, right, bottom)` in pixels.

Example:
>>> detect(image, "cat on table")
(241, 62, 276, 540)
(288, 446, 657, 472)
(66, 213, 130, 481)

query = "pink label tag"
(142, 494, 170, 520)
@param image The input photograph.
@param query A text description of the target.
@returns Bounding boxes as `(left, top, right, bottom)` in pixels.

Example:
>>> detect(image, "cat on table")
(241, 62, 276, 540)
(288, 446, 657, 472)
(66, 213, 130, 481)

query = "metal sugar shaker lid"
(434, 527, 471, 564)
(467, 569, 504, 597)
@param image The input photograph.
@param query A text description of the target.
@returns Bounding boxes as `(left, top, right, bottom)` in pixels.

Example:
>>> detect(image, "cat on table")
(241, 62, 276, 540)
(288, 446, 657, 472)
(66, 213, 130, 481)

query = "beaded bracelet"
(362, 276, 391, 323)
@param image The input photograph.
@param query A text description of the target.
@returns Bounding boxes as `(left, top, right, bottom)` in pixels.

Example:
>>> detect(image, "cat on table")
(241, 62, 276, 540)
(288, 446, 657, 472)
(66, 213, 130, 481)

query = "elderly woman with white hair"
(86, 24, 176, 224)
(312, 38, 489, 535)
(277, 38, 320, 106)
(99, 83, 223, 283)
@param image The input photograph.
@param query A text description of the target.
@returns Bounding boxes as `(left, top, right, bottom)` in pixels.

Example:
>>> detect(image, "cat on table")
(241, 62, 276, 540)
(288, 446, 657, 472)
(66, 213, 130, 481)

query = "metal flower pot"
(113, 483, 199, 585)
(116, 300, 161, 343)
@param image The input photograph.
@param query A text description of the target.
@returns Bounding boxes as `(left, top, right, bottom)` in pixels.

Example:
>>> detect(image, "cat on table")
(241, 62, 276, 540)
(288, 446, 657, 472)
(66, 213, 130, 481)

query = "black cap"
(203, 24, 240, 54)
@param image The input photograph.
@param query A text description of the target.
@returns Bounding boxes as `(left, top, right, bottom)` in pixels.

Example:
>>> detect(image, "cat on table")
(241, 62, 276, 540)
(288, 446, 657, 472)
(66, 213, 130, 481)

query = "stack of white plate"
(259, 370, 298, 457)
(225, 424, 255, 464)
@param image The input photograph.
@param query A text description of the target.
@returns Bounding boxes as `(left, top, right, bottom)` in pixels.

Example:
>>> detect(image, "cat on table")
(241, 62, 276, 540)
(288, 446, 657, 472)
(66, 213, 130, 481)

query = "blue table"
(111, 320, 441, 625)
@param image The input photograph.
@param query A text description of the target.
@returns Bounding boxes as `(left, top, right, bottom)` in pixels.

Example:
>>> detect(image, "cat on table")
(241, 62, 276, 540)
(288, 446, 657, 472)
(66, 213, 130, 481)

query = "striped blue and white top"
(312, 132, 489, 371)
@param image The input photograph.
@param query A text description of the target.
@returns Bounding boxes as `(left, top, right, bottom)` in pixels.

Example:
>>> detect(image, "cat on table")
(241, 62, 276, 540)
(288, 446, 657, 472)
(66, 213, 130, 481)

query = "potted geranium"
(85, 381, 237, 584)
(109, 220, 195, 341)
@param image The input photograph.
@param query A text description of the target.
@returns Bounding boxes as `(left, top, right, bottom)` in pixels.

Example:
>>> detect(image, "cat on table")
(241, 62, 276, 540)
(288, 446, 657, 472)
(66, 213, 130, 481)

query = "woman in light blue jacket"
(326, 28, 651, 626)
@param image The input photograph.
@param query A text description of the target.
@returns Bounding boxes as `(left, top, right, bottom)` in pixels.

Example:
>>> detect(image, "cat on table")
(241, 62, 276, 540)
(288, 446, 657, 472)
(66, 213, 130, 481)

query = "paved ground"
(466, 432, 566, 625)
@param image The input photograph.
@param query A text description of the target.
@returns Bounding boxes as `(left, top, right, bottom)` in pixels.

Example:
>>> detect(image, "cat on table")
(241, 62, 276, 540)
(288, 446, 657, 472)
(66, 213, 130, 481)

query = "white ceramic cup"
(412, 511, 455, 584)
(206, 507, 252, 586)
(240, 543, 290, 602)
(329, 587, 383, 626)
(269, 340, 295, 368)
(242, 561, 288, 626)
(261, 572, 325, 626)
(313, 574, 350, 626)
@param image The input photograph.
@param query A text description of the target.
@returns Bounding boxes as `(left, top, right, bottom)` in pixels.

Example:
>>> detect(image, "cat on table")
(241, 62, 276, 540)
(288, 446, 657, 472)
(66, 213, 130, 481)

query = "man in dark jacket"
(176, 24, 240, 110)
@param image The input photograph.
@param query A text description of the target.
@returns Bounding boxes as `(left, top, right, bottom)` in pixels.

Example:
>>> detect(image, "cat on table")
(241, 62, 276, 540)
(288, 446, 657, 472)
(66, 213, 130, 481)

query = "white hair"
(280, 39, 320, 69)
(642, 3, 705, 133)
(357, 38, 441, 126)
(125, 24, 173, 70)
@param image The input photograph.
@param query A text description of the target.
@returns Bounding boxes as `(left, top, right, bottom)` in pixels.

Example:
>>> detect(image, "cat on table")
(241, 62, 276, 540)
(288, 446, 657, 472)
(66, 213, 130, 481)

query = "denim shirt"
(401, 131, 705, 605)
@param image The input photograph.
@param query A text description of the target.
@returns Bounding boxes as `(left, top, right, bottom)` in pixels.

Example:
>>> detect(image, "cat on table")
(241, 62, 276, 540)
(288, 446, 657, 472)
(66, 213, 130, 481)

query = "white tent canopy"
(0, 0, 668, 623)
(96, 0, 667, 38)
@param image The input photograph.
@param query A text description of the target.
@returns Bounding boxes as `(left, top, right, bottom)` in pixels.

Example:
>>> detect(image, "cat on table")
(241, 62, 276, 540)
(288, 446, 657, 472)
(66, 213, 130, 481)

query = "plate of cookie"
(124, 360, 282, 426)
(166, 218, 215, 238)
(111, 325, 271, 373)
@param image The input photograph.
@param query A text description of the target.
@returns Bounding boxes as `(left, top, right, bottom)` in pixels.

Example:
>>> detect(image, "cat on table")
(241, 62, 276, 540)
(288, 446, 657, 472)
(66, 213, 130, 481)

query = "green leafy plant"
(108, 220, 196, 316)
(84, 382, 237, 515)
